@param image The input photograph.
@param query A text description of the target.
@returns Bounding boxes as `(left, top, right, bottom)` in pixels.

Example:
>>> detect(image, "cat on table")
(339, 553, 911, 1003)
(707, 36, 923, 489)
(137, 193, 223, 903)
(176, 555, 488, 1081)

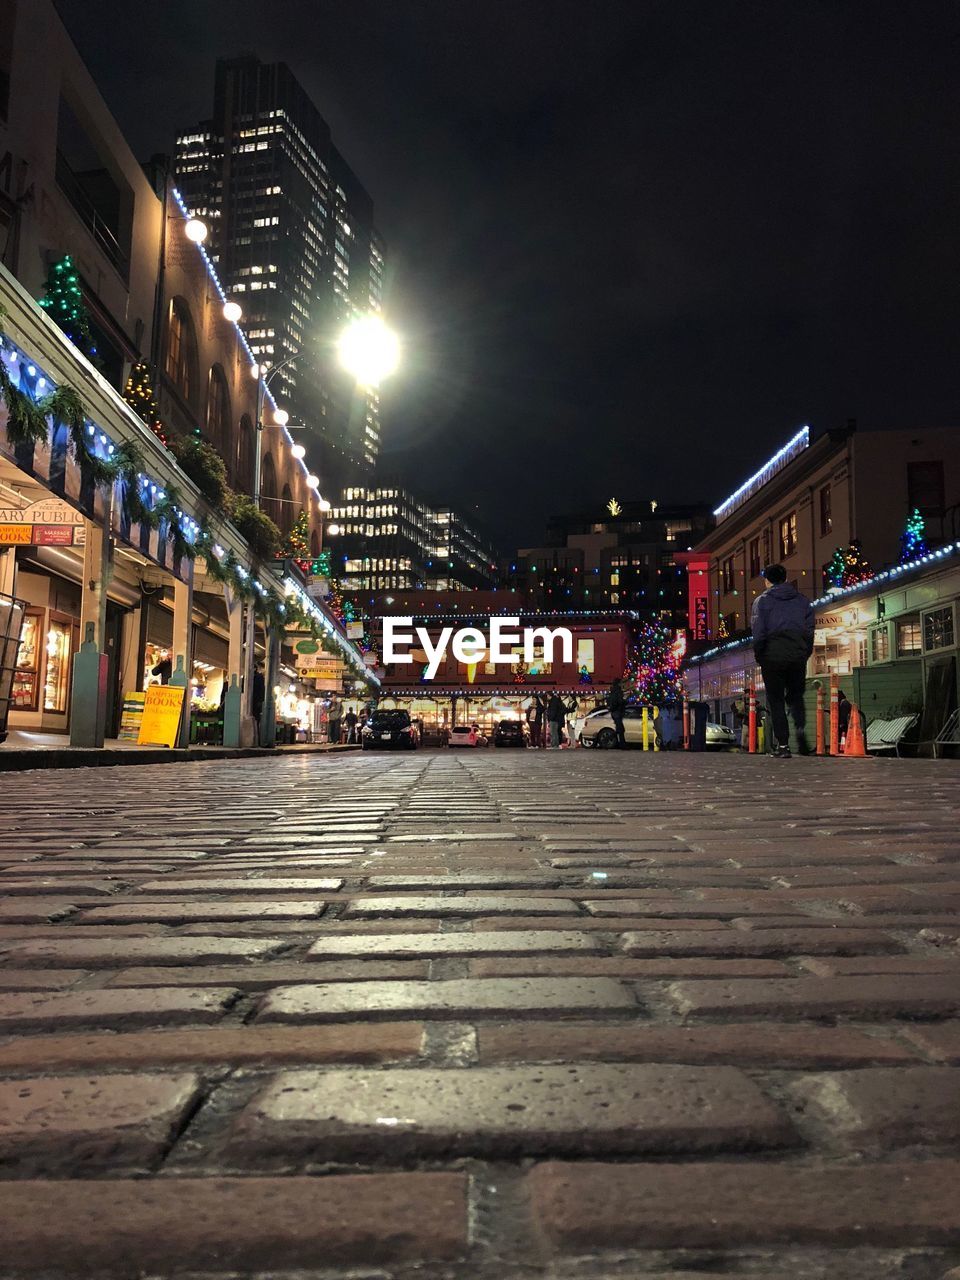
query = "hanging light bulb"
(222, 301, 242, 323)
(290, 443, 306, 460)
(306, 474, 320, 490)
(273, 408, 289, 426)
(184, 218, 208, 244)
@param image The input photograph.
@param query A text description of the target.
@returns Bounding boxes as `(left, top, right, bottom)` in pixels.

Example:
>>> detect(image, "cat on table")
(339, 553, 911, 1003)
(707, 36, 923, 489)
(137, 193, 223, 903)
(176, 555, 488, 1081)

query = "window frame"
(779, 511, 798, 560)
(922, 604, 956, 654)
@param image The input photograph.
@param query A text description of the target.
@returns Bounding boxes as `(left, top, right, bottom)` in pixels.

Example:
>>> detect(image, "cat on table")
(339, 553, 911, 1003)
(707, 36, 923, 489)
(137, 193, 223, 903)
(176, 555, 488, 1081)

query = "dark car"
(361, 708, 419, 750)
(493, 718, 529, 747)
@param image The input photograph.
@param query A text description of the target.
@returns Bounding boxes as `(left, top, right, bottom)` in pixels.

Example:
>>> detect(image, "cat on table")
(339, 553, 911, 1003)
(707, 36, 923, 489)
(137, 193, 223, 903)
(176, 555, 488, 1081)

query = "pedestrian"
(563, 693, 579, 747)
(251, 663, 265, 746)
(151, 651, 172, 685)
(751, 564, 814, 758)
(532, 693, 546, 748)
(546, 692, 565, 749)
(837, 688, 852, 742)
(344, 707, 359, 744)
(608, 677, 627, 748)
(327, 697, 342, 745)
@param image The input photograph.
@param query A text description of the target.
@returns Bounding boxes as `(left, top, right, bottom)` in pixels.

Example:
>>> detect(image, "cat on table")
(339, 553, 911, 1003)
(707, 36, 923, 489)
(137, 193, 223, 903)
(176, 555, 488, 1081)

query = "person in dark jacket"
(608, 677, 627, 748)
(751, 564, 814, 758)
(546, 693, 565, 749)
(529, 694, 546, 748)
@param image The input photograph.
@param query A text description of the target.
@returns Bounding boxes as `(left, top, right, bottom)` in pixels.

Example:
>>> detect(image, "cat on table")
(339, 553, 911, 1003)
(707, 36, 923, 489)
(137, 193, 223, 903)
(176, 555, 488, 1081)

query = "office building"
(176, 56, 385, 488)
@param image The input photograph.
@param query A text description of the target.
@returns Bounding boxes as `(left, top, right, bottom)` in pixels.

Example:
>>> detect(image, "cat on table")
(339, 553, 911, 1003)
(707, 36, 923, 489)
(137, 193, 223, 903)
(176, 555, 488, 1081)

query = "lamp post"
(253, 352, 300, 509)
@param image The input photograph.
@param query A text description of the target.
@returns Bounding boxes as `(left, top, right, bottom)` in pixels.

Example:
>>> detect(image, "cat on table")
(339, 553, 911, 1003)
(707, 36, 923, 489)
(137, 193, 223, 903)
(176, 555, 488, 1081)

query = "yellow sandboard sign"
(138, 685, 186, 748)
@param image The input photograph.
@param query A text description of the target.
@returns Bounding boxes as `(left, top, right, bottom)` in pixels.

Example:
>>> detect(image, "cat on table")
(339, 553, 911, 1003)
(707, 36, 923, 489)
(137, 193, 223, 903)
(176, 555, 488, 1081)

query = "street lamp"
(337, 315, 399, 386)
(184, 217, 208, 244)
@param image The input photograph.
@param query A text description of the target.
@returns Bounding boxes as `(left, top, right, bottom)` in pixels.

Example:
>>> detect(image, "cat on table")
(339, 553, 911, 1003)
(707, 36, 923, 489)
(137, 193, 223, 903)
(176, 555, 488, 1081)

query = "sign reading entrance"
(138, 685, 186, 748)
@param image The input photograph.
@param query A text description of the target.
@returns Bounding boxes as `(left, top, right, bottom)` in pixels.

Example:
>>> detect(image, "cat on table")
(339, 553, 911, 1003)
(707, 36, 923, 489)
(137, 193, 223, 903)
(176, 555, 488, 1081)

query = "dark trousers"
(612, 713, 626, 748)
(761, 664, 806, 748)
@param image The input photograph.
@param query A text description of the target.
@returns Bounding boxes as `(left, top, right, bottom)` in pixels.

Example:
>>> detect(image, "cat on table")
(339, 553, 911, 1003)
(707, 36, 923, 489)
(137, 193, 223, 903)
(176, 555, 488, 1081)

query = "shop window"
(165, 300, 198, 407)
(722, 557, 735, 593)
(779, 511, 798, 559)
(576, 638, 595, 673)
(12, 609, 43, 711)
(870, 626, 890, 664)
(820, 485, 832, 536)
(908, 461, 945, 516)
(923, 606, 955, 652)
(748, 537, 761, 578)
(896, 618, 922, 657)
(43, 618, 73, 713)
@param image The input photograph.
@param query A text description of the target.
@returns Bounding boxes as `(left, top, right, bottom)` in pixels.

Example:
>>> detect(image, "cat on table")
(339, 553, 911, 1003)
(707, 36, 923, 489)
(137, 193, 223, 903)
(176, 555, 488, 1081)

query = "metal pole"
(829, 673, 840, 756)
(815, 682, 826, 755)
(748, 683, 757, 754)
(253, 376, 264, 507)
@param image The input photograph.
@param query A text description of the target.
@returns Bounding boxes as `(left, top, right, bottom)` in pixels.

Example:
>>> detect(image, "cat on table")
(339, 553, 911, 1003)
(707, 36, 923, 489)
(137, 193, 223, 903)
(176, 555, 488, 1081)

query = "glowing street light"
(327, 523, 341, 537)
(337, 315, 399, 386)
(273, 408, 289, 426)
(306, 474, 320, 490)
(184, 217, 208, 244)
(319, 498, 332, 513)
(223, 300, 242, 323)
(290, 443, 306, 460)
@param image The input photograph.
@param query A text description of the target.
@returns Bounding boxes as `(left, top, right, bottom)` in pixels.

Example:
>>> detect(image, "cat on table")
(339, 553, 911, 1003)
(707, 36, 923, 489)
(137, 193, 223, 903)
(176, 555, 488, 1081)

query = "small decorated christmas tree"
(283, 509, 312, 571)
(823, 547, 846, 591)
(123, 361, 167, 445)
(623, 620, 683, 706)
(841, 539, 872, 587)
(39, 256, 98, 361)
(899, 509, 927, 563)
(310, 548, 332, 579)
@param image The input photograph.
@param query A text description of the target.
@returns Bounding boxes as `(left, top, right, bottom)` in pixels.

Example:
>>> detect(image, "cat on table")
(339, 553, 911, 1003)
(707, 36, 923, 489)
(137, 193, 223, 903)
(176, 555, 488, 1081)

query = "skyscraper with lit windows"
(175, 56, 385, 492)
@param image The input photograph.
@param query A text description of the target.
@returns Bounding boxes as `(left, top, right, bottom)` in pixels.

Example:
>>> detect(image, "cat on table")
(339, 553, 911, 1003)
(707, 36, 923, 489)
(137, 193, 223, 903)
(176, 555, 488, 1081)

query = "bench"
(866, 714, 918, 756)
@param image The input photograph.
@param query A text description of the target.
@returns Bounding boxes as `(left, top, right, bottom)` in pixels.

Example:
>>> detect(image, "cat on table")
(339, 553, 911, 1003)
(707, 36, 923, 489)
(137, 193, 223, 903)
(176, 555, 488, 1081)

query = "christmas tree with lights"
(283, 509, 312, 572)
(123, 361, 167, 445)
(899, 509, 927, 563)
(623, 620, 683, 706)
(39, 256, 98, 361)
(310, 548, 332, 579)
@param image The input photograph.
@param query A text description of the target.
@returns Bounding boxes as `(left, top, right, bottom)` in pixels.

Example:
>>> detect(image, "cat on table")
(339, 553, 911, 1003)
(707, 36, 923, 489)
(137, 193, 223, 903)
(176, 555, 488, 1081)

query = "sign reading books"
(137, 685, 186, 748)
(0, 498, 86, 547)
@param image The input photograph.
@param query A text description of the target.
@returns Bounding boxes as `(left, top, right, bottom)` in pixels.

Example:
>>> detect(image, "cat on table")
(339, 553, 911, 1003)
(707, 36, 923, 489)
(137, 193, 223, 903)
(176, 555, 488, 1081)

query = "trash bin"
(688, 701, 709, 752)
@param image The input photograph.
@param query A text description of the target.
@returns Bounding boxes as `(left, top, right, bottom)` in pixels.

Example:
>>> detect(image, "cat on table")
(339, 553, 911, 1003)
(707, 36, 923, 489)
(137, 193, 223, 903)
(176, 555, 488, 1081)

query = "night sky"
(55, 1, 960, 550)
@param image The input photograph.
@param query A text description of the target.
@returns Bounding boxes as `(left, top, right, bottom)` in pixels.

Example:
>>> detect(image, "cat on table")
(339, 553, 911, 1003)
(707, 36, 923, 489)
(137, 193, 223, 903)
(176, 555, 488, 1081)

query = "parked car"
(493, 719, 529, 747)
(705, 721, 737, 749)
(361, 708, 419, 750)
(580, 706, 737, 750)
(448, 723, 487, 748)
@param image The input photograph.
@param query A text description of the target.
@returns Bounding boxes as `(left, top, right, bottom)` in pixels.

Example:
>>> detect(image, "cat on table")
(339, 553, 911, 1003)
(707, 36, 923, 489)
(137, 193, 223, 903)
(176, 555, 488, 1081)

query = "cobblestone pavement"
(1, 749, 959, 1280)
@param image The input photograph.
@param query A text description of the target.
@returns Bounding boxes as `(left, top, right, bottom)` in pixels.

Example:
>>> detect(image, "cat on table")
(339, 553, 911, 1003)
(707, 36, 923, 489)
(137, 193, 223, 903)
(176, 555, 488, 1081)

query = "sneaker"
(773, 745, 792, 759)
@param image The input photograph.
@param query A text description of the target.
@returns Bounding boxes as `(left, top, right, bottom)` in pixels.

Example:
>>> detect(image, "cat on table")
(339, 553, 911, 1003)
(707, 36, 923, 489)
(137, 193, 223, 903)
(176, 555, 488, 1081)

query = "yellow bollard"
(641, 706, 649, 751)
(652, 706, 660, 751)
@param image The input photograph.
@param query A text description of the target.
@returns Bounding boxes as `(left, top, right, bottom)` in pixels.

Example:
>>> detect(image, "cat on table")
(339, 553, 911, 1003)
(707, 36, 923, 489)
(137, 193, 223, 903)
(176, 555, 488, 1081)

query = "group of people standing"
(526, 692, 580, 748)
(326, 700, 358, 745)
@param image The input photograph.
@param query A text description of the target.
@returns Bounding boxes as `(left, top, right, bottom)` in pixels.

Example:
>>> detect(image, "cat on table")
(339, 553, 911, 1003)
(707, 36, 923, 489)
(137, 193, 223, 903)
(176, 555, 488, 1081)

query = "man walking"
(546, 692, 565, 749)
(608, 677, 627, 748)
(751, 564, 814, 758)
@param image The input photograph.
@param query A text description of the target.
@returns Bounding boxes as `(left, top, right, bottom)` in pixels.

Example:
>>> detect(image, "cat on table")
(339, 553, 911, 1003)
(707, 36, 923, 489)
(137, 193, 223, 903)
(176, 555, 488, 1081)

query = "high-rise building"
(331, 484, 499, 593)
(176, 56, 385, 491)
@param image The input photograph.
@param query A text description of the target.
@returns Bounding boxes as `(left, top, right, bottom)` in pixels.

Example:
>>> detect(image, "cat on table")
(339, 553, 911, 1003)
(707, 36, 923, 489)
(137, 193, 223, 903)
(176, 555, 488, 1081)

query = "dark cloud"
(55, 0, 960, 547)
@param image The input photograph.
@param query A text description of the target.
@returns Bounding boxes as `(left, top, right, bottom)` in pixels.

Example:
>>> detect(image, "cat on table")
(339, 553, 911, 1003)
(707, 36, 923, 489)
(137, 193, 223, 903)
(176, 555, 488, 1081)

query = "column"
(223, 587, 244, 748)
(78, 516, 111, 649)
(70, 513, 112, 747)
(171, 570, 194, 748)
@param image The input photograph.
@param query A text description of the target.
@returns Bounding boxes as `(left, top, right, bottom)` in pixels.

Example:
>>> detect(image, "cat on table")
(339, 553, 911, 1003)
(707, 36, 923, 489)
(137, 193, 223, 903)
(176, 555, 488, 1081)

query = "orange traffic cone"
(844, 704, 867, 758)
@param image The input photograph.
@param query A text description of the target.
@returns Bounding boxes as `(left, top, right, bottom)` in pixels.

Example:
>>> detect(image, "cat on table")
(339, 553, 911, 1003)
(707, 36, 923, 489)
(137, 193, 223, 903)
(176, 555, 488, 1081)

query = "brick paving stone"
(0, 1024, 426, 1071)
(668, 975, 960, 1018)
(470, 915, 729, 931)
(0, 969, 89, 990)
(789, 1067, 960, 1149)
(621, 928, 904, 957)
(0, 879, 121, 895)
(76, 901, 329, 923)
(0, 1173, 468, 1271)
(476, 1021, 919, 1066)
(258, 977, 636, 1022)
(306, 930, 603, 958)
(0, 1072, 201, 1171)
(902, 1023, 960, 1064)
(0, 936, 290, 967)
(364, 873, 561, 888)
(585, 899, 790, 917)
(0, 987, 239, 1032)
(225, 1063, 794, 1161)
(106, 960, 430, 986)
(134, 878, 345, 894)
(799, 955, 960, 976)
(469, 956, 792, 978)
(344, 895, 580, 917)
(528, 1159, 960, 1250)
(0, 899, 78, 923)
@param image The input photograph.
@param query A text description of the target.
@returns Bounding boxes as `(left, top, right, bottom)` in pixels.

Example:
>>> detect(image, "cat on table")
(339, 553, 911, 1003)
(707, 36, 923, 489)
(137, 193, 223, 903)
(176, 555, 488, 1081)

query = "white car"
(448, 724, 487, 748)
(580, 707, 737, 750)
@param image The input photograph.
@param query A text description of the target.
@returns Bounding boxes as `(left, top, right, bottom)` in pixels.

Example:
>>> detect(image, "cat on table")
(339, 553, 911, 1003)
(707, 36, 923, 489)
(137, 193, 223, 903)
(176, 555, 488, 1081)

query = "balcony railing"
(55, 151, 129, 280)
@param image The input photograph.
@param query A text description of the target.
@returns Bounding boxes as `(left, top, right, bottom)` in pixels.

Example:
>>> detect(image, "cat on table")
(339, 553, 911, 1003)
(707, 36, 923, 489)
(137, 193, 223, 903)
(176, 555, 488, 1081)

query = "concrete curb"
(0, 743, 361, 772)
